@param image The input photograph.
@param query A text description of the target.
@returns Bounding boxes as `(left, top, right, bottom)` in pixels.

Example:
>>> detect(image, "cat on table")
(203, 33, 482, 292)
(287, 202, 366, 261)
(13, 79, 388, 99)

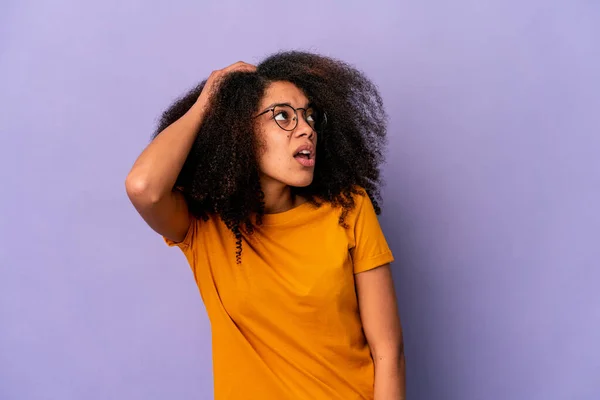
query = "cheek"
(258, 134, 291, 170)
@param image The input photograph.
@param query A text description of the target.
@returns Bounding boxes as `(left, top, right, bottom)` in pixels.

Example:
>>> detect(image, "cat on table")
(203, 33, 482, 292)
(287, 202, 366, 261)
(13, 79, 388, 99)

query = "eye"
(306, 109, 320, 125)
(274, 111, 291, 121)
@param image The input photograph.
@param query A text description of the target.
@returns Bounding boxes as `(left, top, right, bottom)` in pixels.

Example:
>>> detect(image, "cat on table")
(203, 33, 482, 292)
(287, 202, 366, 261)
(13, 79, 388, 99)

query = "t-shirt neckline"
(259, 201, 317, 226)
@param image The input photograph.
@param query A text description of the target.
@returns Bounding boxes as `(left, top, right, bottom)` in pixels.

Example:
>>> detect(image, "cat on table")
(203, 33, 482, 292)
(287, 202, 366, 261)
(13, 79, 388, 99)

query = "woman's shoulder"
(307, 186, 375, 226)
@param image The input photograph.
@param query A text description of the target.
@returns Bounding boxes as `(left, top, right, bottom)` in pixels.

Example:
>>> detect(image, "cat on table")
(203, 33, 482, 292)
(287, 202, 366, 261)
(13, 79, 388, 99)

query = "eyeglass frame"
(254, 103, 327, 132)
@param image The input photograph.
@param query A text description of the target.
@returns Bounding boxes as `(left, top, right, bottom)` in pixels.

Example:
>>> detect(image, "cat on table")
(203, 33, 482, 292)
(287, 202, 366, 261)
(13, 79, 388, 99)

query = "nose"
(293, 112, 315, 140)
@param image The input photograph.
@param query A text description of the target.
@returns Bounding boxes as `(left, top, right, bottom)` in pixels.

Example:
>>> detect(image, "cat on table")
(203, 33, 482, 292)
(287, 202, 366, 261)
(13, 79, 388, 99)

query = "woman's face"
(254, 81, 318, 190)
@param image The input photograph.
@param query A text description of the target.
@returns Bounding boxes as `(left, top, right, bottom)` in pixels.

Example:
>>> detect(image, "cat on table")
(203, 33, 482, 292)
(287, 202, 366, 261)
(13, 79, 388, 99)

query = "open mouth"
(294, 149, 315, 167)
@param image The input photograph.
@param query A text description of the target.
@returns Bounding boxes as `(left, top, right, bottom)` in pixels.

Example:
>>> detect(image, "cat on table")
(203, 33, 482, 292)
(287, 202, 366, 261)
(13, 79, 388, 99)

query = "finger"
(224, 61, 256, 73)
(205, 62, 255, 90)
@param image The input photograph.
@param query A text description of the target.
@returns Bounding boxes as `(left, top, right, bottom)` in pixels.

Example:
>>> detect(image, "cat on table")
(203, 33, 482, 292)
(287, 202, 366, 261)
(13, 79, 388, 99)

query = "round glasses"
(255, 104, 327, 132)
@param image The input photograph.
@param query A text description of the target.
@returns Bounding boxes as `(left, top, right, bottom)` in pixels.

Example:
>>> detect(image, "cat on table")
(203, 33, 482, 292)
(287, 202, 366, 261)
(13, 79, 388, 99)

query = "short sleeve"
(162, 218, 202, 280)
(349, 192, 395, 274)
(164, 217, 198, 251)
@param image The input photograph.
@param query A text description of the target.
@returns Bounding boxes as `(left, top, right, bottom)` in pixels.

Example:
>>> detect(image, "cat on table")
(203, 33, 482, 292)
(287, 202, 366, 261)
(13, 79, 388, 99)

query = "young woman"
(126, 51, 405, 399)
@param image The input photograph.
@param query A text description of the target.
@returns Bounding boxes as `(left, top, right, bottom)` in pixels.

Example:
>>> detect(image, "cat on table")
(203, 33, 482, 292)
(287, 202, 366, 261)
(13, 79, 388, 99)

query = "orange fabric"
(165, 190, 394, 399)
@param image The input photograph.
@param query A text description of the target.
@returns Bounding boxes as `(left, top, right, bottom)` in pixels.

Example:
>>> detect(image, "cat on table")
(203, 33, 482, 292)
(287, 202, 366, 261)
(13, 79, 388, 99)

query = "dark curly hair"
(153, 51, 388, 262)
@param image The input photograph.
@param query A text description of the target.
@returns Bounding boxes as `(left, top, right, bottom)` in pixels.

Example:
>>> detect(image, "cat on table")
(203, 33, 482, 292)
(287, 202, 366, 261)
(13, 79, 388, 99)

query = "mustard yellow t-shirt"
(165, 190, 394, 399)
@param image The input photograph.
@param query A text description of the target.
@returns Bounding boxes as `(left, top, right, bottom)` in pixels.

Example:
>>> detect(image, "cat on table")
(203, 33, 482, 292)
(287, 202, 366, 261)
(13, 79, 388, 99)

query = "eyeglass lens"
(272, 105, 322, 131)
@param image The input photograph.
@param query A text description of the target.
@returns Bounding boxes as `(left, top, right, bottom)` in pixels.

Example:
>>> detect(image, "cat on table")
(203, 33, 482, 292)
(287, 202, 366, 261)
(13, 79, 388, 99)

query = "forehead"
(259, 81, 309, 108)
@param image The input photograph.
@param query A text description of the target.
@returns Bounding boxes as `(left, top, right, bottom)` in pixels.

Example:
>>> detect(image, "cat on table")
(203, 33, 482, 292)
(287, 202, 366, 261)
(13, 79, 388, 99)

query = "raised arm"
(125, 61, 256, 242)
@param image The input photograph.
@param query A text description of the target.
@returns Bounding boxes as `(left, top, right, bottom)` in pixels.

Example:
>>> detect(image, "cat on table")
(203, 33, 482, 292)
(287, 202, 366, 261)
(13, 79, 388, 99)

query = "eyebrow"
(263, 101, 313, 110)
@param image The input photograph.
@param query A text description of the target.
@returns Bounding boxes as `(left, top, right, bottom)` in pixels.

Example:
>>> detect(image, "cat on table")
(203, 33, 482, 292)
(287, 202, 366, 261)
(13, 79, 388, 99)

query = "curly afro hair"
(153, 50, 388, 262)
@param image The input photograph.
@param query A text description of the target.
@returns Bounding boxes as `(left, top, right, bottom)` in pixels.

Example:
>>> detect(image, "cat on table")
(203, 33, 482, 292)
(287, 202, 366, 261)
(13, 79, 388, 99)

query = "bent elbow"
(125, 174, 160, 206)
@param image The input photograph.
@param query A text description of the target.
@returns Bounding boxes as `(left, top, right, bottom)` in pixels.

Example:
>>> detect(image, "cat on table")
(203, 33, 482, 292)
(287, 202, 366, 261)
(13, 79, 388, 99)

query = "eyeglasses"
(255, 104, 327, 132)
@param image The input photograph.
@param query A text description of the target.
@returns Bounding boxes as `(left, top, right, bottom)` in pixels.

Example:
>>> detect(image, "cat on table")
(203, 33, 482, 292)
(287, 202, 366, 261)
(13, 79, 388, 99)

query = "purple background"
(1, 1, 599, 399)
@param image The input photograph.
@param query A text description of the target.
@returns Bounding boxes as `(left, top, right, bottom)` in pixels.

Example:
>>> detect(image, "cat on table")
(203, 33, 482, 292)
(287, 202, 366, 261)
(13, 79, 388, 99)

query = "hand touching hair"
(153, 51, 388, 261)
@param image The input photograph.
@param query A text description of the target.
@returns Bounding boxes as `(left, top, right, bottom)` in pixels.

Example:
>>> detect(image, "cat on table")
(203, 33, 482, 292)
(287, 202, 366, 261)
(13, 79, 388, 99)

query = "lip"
(293, 143, 315, 158)
(293, 143, 316, 168)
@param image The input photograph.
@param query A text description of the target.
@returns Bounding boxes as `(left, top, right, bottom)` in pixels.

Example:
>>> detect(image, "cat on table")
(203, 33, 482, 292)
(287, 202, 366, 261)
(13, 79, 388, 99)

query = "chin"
(286, 173, 314, 188)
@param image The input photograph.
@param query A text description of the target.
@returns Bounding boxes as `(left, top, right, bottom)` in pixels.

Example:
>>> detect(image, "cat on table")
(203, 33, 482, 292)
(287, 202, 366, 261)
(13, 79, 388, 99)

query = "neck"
(260, 178, 303, 214)
(262, 185, 294, 214)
